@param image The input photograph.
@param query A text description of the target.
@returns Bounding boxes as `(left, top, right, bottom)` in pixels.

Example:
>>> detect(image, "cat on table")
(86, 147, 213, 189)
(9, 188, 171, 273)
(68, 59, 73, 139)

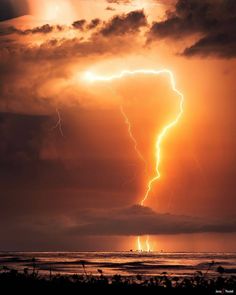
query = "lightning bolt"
(120, 105, 146, 165)
(84, 69, 184, 252)
(51, 108, 64, 137)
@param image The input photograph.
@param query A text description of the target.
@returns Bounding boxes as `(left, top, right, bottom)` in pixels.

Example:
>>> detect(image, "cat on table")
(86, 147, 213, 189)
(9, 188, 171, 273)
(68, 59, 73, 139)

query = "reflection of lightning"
(120, 105, 146, 165)
(84, 69, 184, 252)
(137, 236, 142, 252)
(51, 108, 64, 137)
(145, 236, 150, 252)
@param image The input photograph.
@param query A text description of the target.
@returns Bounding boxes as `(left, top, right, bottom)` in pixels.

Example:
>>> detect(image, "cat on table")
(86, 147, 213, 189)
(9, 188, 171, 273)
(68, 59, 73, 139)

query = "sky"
(0, 0, 236, 251)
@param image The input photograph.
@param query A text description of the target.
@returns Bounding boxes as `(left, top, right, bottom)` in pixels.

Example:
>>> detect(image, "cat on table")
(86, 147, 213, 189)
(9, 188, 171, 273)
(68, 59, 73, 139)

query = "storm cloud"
(100, 10, 147, 36)
(106, 0, 131, 4)
(68, 205, 236, 236)
(148, 0, 236, 58)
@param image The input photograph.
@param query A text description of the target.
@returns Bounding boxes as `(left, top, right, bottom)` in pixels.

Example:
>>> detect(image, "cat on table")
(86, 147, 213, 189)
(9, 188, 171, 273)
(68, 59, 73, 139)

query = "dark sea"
(0, 252, 235, 278)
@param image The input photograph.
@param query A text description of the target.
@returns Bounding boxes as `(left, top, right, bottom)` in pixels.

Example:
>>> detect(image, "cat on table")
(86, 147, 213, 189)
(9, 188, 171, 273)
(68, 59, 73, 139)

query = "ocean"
(0, 252, 235, 278)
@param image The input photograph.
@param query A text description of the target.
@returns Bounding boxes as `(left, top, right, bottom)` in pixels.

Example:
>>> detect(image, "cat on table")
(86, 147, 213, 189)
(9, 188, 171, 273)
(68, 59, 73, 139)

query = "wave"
(1, 252, 235, 277)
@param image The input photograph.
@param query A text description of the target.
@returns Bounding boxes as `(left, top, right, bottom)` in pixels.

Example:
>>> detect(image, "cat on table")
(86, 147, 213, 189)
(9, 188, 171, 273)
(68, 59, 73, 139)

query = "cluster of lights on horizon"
(84, 69, 184, 252)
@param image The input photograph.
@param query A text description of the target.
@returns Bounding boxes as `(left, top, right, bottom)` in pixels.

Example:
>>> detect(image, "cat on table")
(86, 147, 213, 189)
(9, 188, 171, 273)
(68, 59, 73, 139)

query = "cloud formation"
(87, 18, 101, 30)
(100, 10, 147, 36)
(106, 0, 131, 4)
(148, 0, 236, 58)
(72, 19, 86, 30)
(0, 10, 148, 116)
(69, 205, 236, 236)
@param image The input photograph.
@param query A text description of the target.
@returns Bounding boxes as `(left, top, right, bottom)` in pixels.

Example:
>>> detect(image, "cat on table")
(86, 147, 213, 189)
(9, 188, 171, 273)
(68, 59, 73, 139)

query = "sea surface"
(0, 252, 235, 277)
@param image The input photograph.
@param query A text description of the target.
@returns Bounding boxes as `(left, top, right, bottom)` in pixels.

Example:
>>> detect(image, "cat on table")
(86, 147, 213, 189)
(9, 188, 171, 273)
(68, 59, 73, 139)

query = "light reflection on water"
(0, 252, 235, 277)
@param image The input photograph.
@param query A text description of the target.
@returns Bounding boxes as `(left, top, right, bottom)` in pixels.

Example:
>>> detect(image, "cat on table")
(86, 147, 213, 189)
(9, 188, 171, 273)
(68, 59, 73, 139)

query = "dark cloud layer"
(69, 205, 236, 236)
(106, 6, 116, 12)
(0, 1, 235, 59)
(148, 0, 236, 58)
(100, 10, 147, 36)
(107, 0, 131, 4)
(0, 111, 140, 192)
(0, 19, 101, 36)
(0, 112, 47, 162)
(0, 9, 146, 64)
(0, 9, 147, 37)
(72, 19, 86, 30)
(87, 18, 101, 30)
(0, 24, 62, 36)
(183, 31, 236, 58)
(0, 0, 29, 21)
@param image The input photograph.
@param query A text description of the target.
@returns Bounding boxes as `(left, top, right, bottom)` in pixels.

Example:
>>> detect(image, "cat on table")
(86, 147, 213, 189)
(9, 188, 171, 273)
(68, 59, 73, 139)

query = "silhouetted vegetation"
(0, 264, 235, 294)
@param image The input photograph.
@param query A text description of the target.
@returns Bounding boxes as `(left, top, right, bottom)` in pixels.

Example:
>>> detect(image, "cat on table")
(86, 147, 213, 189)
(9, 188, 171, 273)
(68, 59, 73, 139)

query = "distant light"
(84, 71, 95, 82)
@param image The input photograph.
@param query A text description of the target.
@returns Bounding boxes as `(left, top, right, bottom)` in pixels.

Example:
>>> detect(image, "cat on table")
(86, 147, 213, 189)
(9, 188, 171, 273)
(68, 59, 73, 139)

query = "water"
(0, 252, 235, 277)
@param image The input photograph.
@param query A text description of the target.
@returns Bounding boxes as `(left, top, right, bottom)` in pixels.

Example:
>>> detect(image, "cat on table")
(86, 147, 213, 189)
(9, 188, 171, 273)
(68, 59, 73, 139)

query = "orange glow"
(140, 71, 184, 206)
(29, 0, 77, 23)
(84, 69, 184, 251)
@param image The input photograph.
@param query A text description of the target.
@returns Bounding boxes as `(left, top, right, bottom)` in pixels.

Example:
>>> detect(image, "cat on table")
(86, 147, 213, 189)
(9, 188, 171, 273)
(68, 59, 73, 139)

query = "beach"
(0, 252, 235, 293)
(1, 251, 235, 277)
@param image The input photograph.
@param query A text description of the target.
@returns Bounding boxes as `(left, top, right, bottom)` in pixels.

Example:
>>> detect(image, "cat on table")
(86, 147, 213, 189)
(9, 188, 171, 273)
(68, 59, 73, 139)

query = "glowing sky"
(0, 0, 235, 251)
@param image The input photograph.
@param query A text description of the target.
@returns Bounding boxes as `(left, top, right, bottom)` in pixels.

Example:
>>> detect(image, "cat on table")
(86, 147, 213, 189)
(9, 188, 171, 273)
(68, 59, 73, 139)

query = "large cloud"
(68, 205, 236, 236)
(148, 0, 236, 58)
(0, 10, 147, 115)
(0, 9, 147, 61)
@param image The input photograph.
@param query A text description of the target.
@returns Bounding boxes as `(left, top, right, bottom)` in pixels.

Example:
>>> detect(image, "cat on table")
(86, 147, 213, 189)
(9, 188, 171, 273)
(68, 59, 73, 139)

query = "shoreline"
(0, 267, 235, 294)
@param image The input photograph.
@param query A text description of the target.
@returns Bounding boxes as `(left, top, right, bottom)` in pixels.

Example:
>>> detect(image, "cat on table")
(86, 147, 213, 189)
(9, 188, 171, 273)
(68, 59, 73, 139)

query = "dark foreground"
(0, 268, 235, 294)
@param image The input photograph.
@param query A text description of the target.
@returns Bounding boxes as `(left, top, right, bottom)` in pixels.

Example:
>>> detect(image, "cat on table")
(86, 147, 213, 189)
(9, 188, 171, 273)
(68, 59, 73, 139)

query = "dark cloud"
(72, 19, 86, 30)
(183, 32, 236, 58)
(100, 10, 147, 36)
(106, 6, 116, 11)
(0, 111, 141, 192)
(0, 24, 65, 36)
(21, 24, 55, 34)
(0, 26, 17, 36)
(106, 0, 131, 4)
(0, 0, 29, 21)
(0, 112, 47, 162)
(87, 18, 101, 30)
(0, 34, 137, 63)
(0, 10, 147, 41)
(148, 0, 236, 58)
(69, 205, 236, 236)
